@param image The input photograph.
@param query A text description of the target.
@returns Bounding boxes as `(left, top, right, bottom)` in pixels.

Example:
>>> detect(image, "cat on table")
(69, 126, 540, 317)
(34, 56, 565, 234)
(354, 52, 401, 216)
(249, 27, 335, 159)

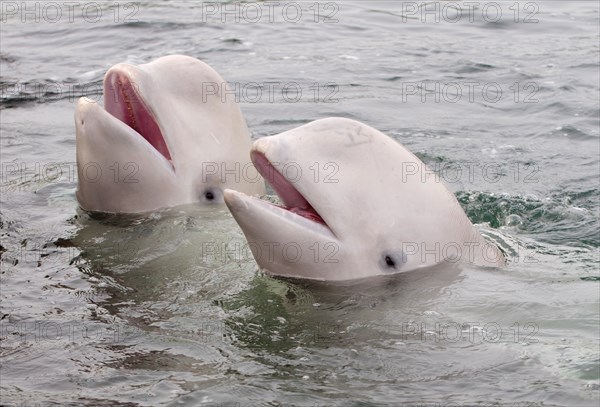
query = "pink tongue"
(104, 72, 172, 161)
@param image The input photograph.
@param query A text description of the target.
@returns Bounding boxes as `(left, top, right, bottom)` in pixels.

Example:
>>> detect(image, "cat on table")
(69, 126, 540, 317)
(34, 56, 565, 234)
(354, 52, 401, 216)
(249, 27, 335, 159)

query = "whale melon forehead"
(275, 118, 405, 169)
(141, 55, 229, 100)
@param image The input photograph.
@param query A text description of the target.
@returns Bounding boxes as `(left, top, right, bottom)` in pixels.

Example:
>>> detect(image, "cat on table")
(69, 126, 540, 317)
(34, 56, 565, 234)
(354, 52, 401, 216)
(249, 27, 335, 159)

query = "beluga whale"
(224, 118, 505, 282)
(75, 55, 264, 213)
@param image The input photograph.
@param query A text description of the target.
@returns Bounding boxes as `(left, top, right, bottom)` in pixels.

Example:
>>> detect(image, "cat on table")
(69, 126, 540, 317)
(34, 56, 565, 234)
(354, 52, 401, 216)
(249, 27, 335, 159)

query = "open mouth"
(104, 70, 172, 162)
(251, 150, 328, 226)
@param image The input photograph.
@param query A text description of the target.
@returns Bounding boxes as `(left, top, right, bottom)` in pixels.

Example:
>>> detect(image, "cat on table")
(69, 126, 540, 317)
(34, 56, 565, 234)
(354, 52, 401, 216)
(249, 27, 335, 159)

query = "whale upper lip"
(103, 66, 173, 164)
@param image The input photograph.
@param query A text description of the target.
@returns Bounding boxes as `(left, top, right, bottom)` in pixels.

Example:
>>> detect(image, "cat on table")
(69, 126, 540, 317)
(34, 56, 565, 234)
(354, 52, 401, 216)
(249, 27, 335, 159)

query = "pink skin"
(250, 151, 326, 225)
(104, 71, 172, 162)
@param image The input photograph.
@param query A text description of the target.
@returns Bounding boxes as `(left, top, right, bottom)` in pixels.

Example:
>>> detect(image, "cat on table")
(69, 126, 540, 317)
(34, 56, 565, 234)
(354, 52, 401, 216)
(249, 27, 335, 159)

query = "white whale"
(75, 55, 264, 213)
(224, 118, 505, 282)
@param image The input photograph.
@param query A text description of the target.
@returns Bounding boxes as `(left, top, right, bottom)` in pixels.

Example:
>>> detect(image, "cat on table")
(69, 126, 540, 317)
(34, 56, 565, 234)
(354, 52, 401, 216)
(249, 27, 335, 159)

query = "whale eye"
(201, 188, 223, 203)
(379, 250, 407, 272)
(200, 187, 223, 204)
(385, 256, 395, 268)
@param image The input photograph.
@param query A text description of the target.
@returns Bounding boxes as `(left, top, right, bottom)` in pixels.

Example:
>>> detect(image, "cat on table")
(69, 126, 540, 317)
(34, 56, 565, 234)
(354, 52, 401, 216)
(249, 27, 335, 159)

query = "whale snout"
(223, 189, 250, 212)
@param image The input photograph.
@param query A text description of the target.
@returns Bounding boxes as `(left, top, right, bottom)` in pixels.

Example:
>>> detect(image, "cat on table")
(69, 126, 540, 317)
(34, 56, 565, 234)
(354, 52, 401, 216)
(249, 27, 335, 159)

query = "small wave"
(457, 190, 600, 248)
(0, 53, 17, 63)
(454, 61, 496, 74)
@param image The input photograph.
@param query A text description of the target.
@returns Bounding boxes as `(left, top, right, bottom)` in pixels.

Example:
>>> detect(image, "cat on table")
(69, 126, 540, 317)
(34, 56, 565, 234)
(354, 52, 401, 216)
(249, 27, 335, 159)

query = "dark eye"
(205, 191, 215, 201)
(385, 256, 395, 268)
(379, 250, 406, 272)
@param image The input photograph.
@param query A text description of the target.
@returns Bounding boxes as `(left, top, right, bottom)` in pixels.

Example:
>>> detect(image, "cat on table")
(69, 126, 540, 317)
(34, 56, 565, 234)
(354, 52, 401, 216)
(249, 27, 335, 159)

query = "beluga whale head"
(224, 118, 505, 282)
(75, 55, 264, 213)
